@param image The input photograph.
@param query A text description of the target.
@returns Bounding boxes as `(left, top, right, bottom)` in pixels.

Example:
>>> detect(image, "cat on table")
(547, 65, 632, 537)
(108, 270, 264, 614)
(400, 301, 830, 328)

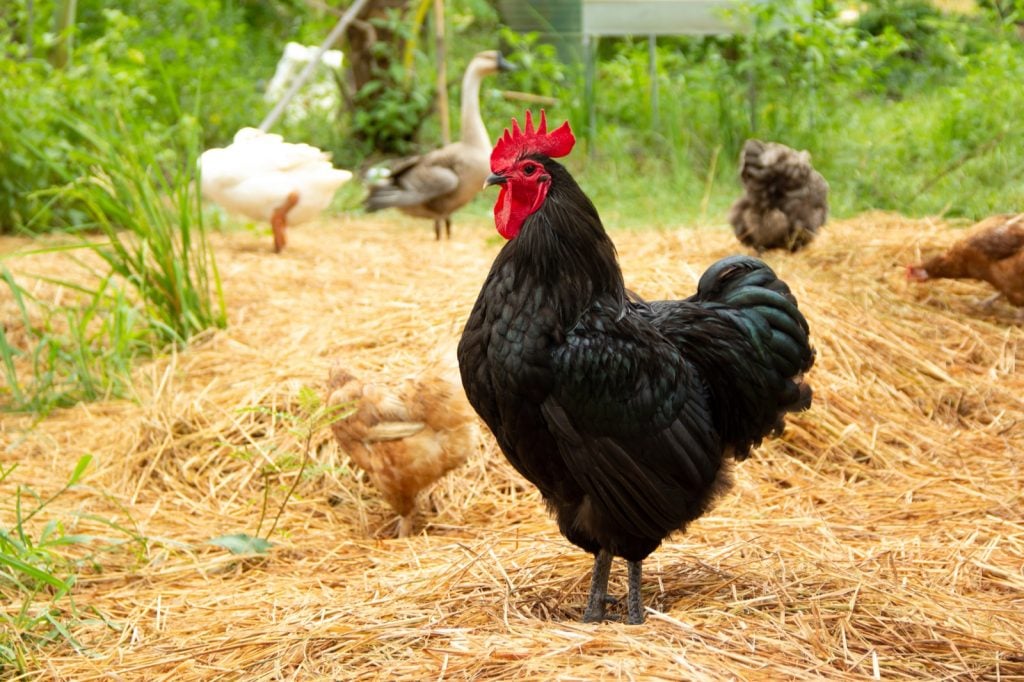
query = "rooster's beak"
(486, 173, 507, 187)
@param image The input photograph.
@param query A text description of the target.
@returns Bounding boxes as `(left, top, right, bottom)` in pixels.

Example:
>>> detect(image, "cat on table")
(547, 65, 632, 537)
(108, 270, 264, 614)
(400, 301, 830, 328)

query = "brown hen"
(326, 357, 480, 537)
(908, 213, 1024, 319)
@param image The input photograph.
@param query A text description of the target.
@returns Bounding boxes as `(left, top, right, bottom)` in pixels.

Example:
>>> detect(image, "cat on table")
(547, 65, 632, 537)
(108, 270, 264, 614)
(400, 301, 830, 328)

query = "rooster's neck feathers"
(501, 158, 625, 322)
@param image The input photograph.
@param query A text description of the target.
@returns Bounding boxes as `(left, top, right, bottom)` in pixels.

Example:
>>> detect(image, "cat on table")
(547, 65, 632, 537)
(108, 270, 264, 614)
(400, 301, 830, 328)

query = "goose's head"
(469, 50, 516, 77)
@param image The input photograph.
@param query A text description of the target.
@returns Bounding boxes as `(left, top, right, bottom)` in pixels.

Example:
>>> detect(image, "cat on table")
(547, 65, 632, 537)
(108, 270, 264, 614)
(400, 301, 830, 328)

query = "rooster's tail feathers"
(686, 255, 814, 457)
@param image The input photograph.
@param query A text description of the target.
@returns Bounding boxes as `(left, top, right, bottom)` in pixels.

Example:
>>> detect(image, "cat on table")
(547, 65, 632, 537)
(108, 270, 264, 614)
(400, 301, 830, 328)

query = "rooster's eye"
(522, 164, 537, 176)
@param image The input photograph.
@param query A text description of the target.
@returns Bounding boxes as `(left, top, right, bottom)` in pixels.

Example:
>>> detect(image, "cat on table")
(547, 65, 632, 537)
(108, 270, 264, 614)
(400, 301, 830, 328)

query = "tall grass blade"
(0, 552, 73, 596)
(68, 455, 92, 486)
(56, 112, 226, 346)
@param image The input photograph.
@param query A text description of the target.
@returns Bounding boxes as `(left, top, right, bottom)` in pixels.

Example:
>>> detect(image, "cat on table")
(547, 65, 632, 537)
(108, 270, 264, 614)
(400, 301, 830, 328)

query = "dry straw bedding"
(1, 212, 1022, 680)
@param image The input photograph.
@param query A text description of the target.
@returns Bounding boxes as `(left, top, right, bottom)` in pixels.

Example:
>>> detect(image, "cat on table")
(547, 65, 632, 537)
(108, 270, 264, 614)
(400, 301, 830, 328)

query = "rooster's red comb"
(490, 110, 575, 170)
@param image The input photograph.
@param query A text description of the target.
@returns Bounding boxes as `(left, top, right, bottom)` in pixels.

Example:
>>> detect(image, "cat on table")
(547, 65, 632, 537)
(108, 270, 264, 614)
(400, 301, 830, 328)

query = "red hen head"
(488, 110, 575, 240)
(906, 264, 930, 281)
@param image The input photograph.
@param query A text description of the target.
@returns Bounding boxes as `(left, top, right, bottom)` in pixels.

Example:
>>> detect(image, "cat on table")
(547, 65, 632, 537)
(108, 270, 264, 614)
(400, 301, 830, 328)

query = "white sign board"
(582, 0, 804, 37)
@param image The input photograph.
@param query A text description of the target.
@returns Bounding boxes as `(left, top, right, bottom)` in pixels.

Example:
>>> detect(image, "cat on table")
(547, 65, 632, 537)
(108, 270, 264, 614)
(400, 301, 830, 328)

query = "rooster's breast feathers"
(468, 280, 726, 540)
(547, 304, 725, 538)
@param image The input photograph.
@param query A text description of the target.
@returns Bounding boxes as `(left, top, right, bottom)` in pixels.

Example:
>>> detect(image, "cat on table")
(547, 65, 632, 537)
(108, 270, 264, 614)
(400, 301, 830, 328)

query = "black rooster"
(458, 111, 814, 624)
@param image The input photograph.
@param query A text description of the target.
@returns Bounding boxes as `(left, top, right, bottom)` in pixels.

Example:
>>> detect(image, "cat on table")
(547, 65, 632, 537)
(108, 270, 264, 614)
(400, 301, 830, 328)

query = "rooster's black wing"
(540, 297, 723, 541)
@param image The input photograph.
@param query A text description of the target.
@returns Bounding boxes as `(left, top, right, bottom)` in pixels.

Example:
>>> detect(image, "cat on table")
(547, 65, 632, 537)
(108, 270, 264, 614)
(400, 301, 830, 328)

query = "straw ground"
(2, 212, 1022, 680)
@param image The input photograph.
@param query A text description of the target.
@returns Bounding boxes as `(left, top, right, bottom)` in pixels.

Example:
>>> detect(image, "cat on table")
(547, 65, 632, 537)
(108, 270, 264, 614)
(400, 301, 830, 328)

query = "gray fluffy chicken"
(728, 139, 829, 254)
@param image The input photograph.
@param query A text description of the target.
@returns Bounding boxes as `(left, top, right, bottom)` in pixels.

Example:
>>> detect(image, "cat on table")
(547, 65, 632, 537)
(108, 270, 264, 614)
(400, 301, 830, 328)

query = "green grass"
(0, 455, 146, 675)
(60, 114, 226, 346)
(1, 110, 226, 415)
(0, 265, 147, 414)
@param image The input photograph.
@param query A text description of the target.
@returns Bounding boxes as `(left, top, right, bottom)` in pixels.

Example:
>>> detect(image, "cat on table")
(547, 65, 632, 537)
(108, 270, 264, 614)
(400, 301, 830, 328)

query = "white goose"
(200, 128, 353, 252)
(364, 50, 515, 239)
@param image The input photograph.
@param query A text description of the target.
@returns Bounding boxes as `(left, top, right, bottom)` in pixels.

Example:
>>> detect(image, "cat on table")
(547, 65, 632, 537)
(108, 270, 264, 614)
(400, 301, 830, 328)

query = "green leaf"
(0, 552, 73, 595)
(208, 533, 272, 555)
(68, 454, 93, 486)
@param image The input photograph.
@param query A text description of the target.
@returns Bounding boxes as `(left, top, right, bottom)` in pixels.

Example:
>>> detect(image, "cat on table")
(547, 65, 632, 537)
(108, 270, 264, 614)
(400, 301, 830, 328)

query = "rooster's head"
(486, 110, 575, 240)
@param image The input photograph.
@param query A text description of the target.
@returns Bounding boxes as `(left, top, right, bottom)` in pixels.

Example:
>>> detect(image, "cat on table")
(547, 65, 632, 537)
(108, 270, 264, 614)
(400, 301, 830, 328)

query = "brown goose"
(364, 50, 514, 239)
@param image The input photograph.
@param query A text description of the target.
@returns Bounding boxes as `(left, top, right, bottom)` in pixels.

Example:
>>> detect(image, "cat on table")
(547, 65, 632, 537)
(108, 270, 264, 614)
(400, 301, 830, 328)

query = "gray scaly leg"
(582, 549, 613, 623)
(626, 559, 645, 624)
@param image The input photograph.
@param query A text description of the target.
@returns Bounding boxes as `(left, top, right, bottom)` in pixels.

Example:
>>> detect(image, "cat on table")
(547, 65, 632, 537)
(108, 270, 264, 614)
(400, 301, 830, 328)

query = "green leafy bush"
(347, 8, 436, 158)
(0, 11, 158, 234)
(0, 1, 308, 235)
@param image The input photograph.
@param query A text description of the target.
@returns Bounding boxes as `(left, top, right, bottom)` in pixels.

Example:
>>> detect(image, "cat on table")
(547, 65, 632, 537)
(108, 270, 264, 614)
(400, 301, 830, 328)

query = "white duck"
(364, 50, 515, 240)
(200, 128, 353, 252)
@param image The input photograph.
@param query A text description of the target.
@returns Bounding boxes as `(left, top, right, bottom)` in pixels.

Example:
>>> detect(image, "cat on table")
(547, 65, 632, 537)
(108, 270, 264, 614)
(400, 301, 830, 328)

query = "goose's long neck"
(459, 65, 490, 150)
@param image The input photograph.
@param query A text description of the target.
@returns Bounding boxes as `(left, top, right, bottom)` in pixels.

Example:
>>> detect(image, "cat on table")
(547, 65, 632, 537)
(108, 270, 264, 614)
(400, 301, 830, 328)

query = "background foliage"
(3, 0, 1023, 235)
(1, 0, 1023, 412)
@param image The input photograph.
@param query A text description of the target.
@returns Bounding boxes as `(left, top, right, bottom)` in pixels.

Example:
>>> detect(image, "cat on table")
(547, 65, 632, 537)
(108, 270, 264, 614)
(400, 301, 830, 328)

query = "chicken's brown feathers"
(910, 214, 1024, 310)
(325, 358, 480, 536)
(962, 214, 1024, 261)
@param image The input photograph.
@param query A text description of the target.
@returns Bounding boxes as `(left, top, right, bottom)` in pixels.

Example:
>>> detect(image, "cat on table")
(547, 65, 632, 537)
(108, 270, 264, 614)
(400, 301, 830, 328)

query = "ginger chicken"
(729, 139, 829, 253)
(325, 358, 480, 537)
(458, 112, 814, 624)
(908, 213, 1024, 320)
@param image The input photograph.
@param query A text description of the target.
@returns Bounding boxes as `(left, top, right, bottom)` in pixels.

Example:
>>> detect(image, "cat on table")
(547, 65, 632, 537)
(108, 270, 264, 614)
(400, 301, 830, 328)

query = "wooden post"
(49, 0, 78, 69)
(434, 0, 450, 144)
(584, 33, 598, 156)
(648, 34, 658, 133)
(26, 0, 35, 58)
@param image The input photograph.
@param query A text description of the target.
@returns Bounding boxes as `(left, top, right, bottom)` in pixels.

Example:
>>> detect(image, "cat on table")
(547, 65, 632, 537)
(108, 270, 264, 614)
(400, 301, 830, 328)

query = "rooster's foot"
(626, 559, 645, 625)
(582, 549, 613, 623)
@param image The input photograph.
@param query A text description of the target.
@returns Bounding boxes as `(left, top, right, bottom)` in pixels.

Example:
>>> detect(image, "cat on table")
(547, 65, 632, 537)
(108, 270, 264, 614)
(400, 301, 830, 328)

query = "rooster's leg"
(626, 560, 645, 624)
(582, 549, 613, 622)
(397, 514, 414, 538)
(271, 192, 300, 253)
(445, 217, 452, 239)
(434, 219, 442, 241)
